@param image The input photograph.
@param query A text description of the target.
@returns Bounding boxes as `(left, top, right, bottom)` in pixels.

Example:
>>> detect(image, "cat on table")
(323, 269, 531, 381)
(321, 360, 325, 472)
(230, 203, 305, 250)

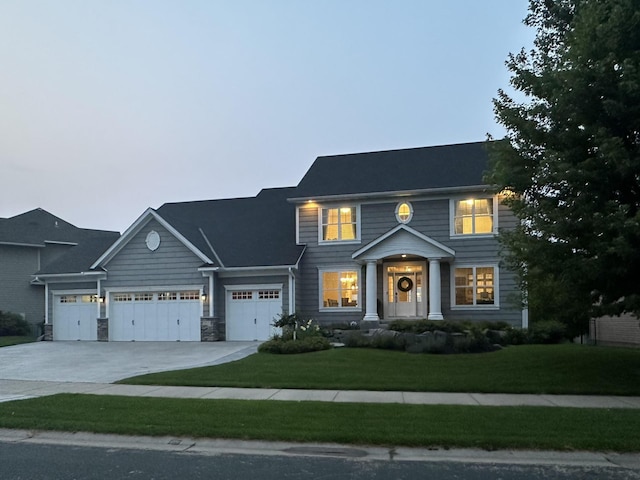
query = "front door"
(384, 263, 425, 319)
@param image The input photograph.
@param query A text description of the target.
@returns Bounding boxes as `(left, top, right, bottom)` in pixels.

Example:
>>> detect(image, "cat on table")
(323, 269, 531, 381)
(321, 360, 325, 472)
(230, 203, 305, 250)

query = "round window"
(395, 202, 413, 224)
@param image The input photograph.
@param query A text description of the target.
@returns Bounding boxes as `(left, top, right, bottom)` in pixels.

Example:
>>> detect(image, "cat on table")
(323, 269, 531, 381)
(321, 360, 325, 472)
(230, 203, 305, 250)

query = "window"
(320, 206, 358, 242)
(452, 198, 495, 235)
(232, 291, 253, 300)
(395, 202, 413, 224)
(59, 295, 77, 304)
(113, 294, 132, 302)
(454, 266, 496, 307)
(320, 270, 359, 309)
(135, 293, 154, 301)
(180, 291, 200, 300)
(158, 292, 178, 301)
(258, 290, 280, 299)
(81, 295, 98, 303)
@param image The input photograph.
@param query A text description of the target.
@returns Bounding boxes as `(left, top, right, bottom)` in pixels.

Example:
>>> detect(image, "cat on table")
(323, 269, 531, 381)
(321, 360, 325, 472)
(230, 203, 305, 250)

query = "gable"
(352, 225, 455, 261)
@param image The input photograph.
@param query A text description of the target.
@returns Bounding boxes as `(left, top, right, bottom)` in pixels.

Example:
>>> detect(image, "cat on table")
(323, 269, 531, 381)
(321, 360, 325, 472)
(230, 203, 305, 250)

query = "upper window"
(320, 206, 359, 242)
(395, 202, 413, 224)
(320, 270, 359, 309)
(453, 266, 497, 307)
(452, 198, 495, 235)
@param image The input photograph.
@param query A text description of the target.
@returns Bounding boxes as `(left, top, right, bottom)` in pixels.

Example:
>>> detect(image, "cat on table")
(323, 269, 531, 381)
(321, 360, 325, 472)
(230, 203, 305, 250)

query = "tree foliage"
(487, 0, 640, 328)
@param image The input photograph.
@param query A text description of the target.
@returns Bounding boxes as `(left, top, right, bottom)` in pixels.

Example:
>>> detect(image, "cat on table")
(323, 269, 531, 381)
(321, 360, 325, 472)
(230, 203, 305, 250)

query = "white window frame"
(449, 196, 498, 237)
(395, 201, 414, 224)
(451, 264, 499, 310)
(318, 267, 361, 311)
(318, 205, 361, 244)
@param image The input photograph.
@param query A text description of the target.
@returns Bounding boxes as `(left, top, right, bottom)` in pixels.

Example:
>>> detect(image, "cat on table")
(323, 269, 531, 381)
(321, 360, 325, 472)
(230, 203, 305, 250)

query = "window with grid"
(453, 198, 494, 235)
(135, 293, 154, 301)
(113, 294, 132, 302)
(232, 291, 253, 300)
(258, 290, 280, 299)
(454, 266, 496, 306)
(321, 206, 358, 241)
(59, 295, 77, 303)
(158, 292, 178, 301)
(320, 270, 358, 309)
(180, 291, 200, 300)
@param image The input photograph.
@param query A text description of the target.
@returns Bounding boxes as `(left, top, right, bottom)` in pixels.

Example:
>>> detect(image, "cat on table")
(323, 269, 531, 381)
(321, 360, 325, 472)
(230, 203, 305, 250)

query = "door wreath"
(397, 276, 413, 292)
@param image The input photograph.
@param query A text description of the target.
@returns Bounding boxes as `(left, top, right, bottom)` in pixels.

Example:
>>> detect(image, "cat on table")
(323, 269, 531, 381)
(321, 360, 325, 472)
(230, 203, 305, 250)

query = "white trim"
(44, 283, 49, 324)
(317, 266, 362, 312)
(382, 260, 428, 319)
(287, 184, 491, 204)
(317, 204, 361, 245)
(450, 263, 500, 310)
(295, 205, 301, 245)
(91, 208, 213, 268)
(449, 195, 499, 238)
(352, 224, 455, 260)
(44, 240, 79, 246)
(198, 228, 225, 267)
(51, 289, 98, 296)
(224, 284, 283, 292)
(0, 241, 45, 248)
(32, 271, 107, 281)
(395, 201, 414, 224)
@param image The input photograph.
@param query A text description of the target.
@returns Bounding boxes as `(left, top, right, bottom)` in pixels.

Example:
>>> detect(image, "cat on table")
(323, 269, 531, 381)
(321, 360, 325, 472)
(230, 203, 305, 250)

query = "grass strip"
(120, 344, 640, 396)
(0, 336, 35, 347)
(0, 394, 639, 451)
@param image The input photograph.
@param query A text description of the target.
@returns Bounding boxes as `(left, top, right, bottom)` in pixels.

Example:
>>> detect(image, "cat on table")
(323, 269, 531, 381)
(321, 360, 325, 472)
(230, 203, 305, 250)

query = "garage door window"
(135, 293, 154, 301)
(181, 291, 200, 300)
(232, 291, 253, 300)
(59, 295, 77, 303)
(258, 290, 280, 299)
(81, 295, 98, 303)
(158, 292, 177, 301)
(113, 294, 132, 302)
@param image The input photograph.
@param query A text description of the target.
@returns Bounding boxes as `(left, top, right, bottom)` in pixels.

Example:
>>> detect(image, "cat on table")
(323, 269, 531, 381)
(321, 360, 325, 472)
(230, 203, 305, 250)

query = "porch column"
(363, 260, 380, 322)
(428, 258, 444, 320)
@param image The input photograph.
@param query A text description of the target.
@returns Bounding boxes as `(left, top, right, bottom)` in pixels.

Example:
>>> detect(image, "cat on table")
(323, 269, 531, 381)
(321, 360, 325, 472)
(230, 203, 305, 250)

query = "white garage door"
(53, 294, 98, 341)
(226, 288, 282, 341)
(110, 291, 201, 341)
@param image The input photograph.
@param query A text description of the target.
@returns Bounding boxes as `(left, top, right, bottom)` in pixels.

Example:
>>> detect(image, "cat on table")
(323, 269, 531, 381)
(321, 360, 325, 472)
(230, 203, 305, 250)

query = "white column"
(363, 260, 379, 321)
(428, 258, 444, 320)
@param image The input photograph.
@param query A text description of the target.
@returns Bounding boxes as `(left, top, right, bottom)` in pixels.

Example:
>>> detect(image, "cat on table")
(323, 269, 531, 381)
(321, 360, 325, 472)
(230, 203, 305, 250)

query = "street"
(1, 440, 639, 480)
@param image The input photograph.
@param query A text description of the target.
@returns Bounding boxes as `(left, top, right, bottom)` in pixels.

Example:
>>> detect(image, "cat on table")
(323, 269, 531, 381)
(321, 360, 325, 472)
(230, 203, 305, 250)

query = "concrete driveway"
(0, 341, 259, 383)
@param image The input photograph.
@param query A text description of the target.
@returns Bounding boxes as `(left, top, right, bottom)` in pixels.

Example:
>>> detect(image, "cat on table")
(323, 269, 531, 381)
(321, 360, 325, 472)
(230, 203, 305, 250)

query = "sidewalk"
(2, 379, 640, 409)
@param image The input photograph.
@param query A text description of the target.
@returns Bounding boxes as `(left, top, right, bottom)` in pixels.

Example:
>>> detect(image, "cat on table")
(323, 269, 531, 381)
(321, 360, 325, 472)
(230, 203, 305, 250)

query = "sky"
(0, 0, 533, 233)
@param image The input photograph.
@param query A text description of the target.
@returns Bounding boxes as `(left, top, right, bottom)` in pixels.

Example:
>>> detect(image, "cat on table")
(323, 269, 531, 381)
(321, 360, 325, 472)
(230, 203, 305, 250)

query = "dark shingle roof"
(0, 208, 117, 246)
(291, 141, 489, 200)
(157, 187, 304, 268)
(0, 208, 120, 275)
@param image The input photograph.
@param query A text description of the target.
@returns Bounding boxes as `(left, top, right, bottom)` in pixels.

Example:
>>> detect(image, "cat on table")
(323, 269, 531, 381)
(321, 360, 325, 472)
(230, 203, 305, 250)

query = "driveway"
(0, 341, 259, 383)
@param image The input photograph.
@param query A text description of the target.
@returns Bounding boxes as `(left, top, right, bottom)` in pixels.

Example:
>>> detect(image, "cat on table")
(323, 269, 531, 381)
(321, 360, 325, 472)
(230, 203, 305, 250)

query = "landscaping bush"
(258, 336, 331, 354)
(528, 320, 568, 344)
(0, 311, 31, 336)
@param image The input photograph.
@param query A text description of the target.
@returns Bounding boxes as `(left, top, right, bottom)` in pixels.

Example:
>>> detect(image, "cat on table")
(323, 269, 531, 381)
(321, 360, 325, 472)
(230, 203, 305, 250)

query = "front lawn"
(0, 336, 35, 347)
(1, 394, 639, 452)
(120, 344, 640, 396)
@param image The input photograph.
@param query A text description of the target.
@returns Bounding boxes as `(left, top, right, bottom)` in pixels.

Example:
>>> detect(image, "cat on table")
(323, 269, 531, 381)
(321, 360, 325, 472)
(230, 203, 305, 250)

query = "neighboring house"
(0, 208, 119, 335)
(590, 314, 640, 347)
(37, 141, 525, 342)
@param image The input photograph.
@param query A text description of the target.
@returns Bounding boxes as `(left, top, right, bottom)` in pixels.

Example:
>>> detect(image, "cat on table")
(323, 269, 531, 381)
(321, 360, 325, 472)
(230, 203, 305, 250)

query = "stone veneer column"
(428, 258, 444, 320)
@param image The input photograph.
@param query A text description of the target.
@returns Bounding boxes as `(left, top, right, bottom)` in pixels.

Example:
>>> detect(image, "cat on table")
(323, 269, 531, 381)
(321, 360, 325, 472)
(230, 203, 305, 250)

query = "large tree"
(488, 0, 640, 329)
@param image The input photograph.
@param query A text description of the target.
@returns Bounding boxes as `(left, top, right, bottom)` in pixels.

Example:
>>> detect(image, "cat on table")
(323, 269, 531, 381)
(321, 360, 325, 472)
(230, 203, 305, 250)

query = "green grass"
(0, 394, 638, 451)
(120, 344, 640, 396)
(0, 336, 35, 347)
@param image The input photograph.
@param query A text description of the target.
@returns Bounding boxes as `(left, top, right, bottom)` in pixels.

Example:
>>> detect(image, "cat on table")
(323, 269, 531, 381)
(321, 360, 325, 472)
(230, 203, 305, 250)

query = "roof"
(291, 141, 490, 200)
(156, 187, 305, 268)
(0, 208, 120, 275)
(0, 208, 117, 246)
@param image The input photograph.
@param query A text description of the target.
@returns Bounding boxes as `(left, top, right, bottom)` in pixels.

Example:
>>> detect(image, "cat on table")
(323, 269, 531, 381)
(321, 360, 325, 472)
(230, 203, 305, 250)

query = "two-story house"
(37, 141, 524, 341)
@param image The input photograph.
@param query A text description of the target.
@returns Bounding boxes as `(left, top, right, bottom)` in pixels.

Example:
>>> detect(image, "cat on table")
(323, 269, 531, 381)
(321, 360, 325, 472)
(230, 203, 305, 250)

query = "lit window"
(453, 198, 494, 235)
(81, 295, 98, 303)
(321, 206, 358, 242)
(395, 202, 413, 224)
(321, 270, 359, 309)
(454, 266, 496, 306)
(158, 292, 178, 301)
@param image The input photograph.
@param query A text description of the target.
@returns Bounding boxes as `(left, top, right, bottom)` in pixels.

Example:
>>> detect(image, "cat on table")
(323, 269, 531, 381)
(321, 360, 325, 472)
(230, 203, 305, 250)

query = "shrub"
(0, 311, 31, 336)
(258, 336, 331, 354)
(528, 320, 568, 344)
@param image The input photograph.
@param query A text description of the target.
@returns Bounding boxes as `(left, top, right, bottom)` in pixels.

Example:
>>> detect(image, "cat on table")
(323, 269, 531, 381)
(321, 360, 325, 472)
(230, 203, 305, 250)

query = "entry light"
(201, 294, 207, 302)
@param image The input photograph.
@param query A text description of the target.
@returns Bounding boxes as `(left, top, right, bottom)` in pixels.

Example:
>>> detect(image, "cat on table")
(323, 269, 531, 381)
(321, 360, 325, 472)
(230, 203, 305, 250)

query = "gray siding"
(296, 195, 523, 327)
(0, 245, 44, 330)
(101, 220, 205, 291)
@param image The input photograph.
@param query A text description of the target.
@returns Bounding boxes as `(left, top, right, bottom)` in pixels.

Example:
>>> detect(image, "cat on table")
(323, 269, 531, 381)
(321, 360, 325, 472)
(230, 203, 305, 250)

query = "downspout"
(209, 273, 215, 317)
(288, 267, 296, 315)
(44, 282, 49, 325)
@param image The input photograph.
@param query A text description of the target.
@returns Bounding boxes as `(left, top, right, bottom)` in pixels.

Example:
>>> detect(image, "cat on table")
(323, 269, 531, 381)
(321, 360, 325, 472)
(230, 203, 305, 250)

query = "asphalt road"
(2, 440, 640, 480)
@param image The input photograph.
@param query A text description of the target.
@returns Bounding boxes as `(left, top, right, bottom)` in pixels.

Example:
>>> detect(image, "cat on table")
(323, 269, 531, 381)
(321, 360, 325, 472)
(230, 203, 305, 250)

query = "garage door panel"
(227, 289, 282, 341)
(110, 291, 201, 341)
(53, 295, 98, 341)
